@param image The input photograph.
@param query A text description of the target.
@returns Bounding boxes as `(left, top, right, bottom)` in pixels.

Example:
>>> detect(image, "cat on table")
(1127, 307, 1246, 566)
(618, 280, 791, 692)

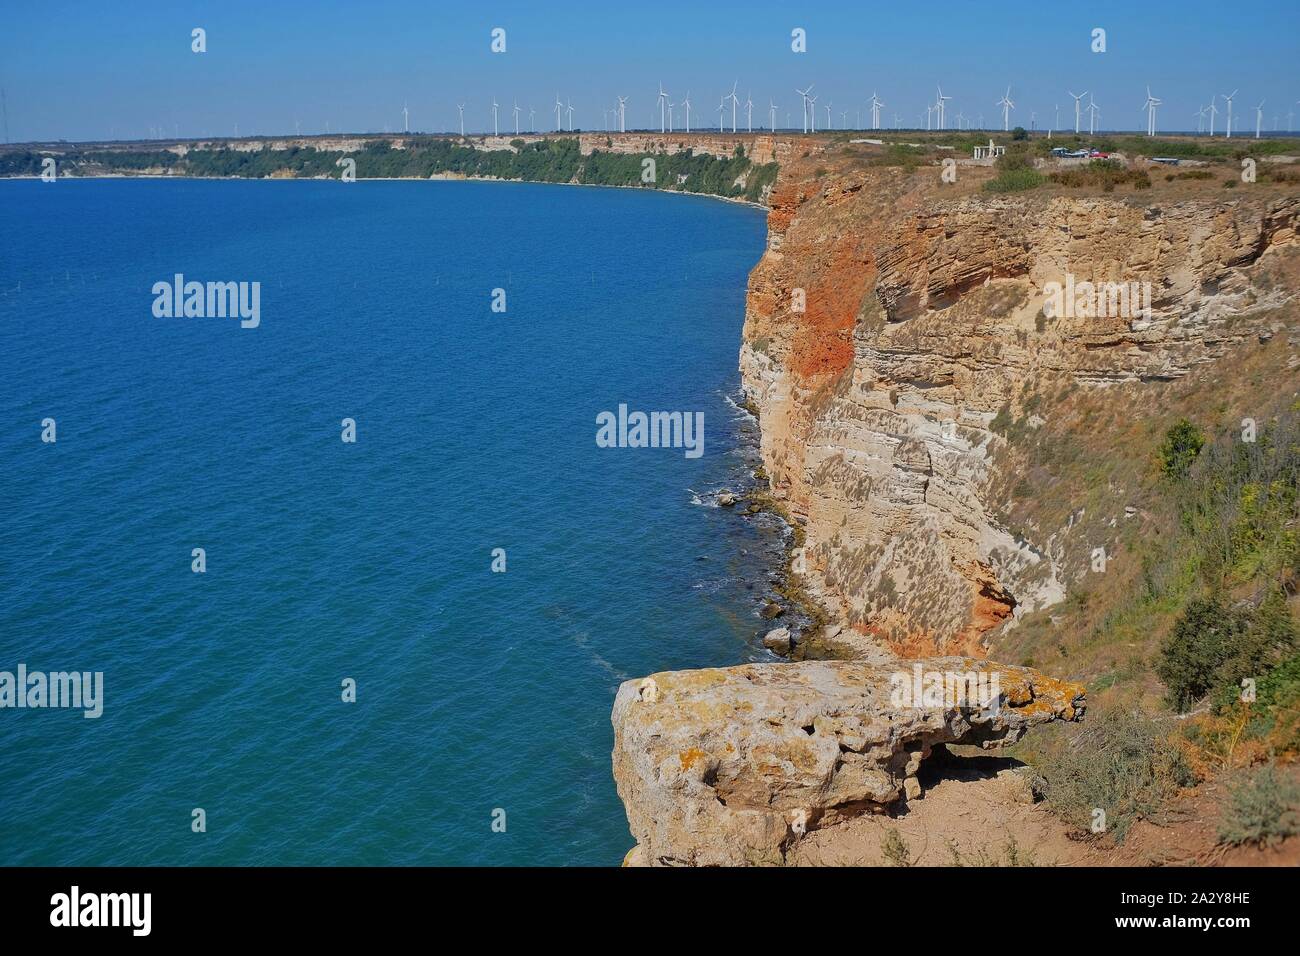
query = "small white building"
(973, 139, 1006, 160)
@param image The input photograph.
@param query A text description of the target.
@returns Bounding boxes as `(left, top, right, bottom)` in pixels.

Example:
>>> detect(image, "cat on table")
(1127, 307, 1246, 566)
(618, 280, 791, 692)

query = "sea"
(0, 177, 780, 865)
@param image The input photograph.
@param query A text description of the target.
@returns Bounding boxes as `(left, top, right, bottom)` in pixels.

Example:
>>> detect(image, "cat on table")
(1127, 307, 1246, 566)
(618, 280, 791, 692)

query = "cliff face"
(741, 156, 1300, 656)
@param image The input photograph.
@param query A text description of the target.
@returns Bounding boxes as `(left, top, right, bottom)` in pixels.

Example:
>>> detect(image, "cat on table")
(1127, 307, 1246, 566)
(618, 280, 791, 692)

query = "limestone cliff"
(741, 154, 1300, 656)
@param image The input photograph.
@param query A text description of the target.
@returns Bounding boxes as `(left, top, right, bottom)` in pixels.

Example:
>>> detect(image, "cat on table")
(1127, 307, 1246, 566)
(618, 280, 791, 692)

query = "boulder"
(611, 657, 1084, 866)
(762, 627, 792, 654)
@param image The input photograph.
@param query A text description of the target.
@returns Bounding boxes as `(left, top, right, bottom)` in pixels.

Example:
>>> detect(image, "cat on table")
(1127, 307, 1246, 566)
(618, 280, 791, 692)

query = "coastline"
(0, 171, 771, 211)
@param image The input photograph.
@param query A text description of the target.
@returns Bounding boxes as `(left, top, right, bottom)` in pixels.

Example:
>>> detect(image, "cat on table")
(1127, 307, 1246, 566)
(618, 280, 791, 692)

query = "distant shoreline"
(0, 171, 770, 212)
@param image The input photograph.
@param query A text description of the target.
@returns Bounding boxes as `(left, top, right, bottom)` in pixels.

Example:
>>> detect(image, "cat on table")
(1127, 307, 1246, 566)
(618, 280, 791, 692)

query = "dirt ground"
(785, 750, 1300, 867)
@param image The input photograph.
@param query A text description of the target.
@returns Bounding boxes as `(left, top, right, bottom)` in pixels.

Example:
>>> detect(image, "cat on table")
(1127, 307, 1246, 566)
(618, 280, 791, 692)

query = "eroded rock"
(611, 657, 1084, 866)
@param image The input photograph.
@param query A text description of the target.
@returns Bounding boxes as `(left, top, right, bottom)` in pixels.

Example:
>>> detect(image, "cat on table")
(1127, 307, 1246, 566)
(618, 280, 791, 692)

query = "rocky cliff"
(741, 153, 1300, 656)
(610, 141, 1300, 866)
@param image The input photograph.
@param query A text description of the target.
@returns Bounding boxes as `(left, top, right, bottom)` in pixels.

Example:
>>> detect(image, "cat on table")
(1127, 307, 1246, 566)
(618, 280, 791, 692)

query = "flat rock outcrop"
(612, 657, 1084, 866)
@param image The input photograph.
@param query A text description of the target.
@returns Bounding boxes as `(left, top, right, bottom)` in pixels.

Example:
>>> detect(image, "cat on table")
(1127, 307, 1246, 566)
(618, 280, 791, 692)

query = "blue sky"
(3, 0, 1298, 141)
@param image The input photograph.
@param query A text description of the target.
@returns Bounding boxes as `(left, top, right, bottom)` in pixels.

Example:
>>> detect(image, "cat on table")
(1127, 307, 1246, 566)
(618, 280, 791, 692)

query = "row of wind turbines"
(398, 83, 1298, 139)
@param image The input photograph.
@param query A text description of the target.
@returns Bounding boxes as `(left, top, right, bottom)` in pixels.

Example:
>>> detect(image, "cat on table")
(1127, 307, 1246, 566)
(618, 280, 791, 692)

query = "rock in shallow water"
(762, 627, 792, 654)
(611, 657, 1084, 866)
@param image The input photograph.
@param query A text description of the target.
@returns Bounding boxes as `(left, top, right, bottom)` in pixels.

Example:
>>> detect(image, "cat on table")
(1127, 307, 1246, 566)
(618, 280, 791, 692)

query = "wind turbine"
(1196, 104, 1206, 134)
(769, 98, 778, 130)
(566, 99, 575, 132)
(528, 106, 535, 132)
(1069, 90, 1088, 134)
(1222, 90, 1237, 138)
(808, 94, 818, 132)
(925, 105, 933, 131)
(935, 85, 951, 130)
(716, 96, 725, 132)
(682, 91, 692, 133)
(403, 102, 409, 133)
(795, 85, 814, 133)
(457, 103, 465, 137)
(657, 83, 669, 133)
(554, 94, 563, 132)
(870, 92, 884, 130)
(729, 81, 740, 133)
(1087, 96, 1099, 135)
(491, 98, 499, 136)
(824, 99, 832, 130)
(513, 100, 521, 135)
(1142, 86, 1161, 137)
(997, 86, 1015, 131)
(745, 91, 753, 133)
(1254, 99, 1265, 138)
(1207, 99, 1218, 136)
(617, 95, 627, 133)
(1054, 103, 1060, 131)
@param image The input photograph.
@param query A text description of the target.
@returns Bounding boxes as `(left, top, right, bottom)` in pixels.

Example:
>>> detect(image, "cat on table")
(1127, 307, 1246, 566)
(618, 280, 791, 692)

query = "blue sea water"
(0, 178, 777, 865)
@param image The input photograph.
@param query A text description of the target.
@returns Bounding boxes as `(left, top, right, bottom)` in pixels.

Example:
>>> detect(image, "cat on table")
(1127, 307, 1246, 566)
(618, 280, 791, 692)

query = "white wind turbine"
(491, 98, 499, 136)
(1069, 90, 1088, 134)
(402, 102, 409, 133)
(1222, 90, 1237, 138)
(769, 98, 777, 130)
(682, 91, 692, 133)
(1142, 86, 1161, 137)
(997, 86, 1015, 131)
(528, 106, 535, 131)
(555, 93, 563, 132)
(729, 81, 740, 133)
(870, 92, 884, 130)
(457, 102, 465, 137)
(666, 98, 674, 132)
(935, 84, 951, 130)
(795, 85, 814, 133)
(745, 91, 753, 133)
(617, 95, 627, 133)
(1254, 99, 1265, 138)
(657, 83, 669, 133)
(513, 100, 521, 135)
(1196, 104, 1207, 134)
(808, 94, 818, 132)
(566, 99, 575, 132)
(925, 104, 934, 131)
(1207, 99, 1219, 136)
(1087, 95, 1100, 135)
(716, 96, 725, 132)
(824, 99, 832, 130)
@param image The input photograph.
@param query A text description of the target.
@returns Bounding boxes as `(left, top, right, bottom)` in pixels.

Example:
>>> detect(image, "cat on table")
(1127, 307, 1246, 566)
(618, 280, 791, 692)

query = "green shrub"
(1156, 598, 1249, 709)
(985, 168, 1044, 193)
(1217, 765, 1300, 847)
(1034, 708, 1195, 841)
(1158, 418, 1205, 480)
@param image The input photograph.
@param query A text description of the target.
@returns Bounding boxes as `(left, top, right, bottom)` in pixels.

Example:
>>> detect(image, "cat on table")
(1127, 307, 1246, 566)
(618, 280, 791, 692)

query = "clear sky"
(3, 0, 1299, 141)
